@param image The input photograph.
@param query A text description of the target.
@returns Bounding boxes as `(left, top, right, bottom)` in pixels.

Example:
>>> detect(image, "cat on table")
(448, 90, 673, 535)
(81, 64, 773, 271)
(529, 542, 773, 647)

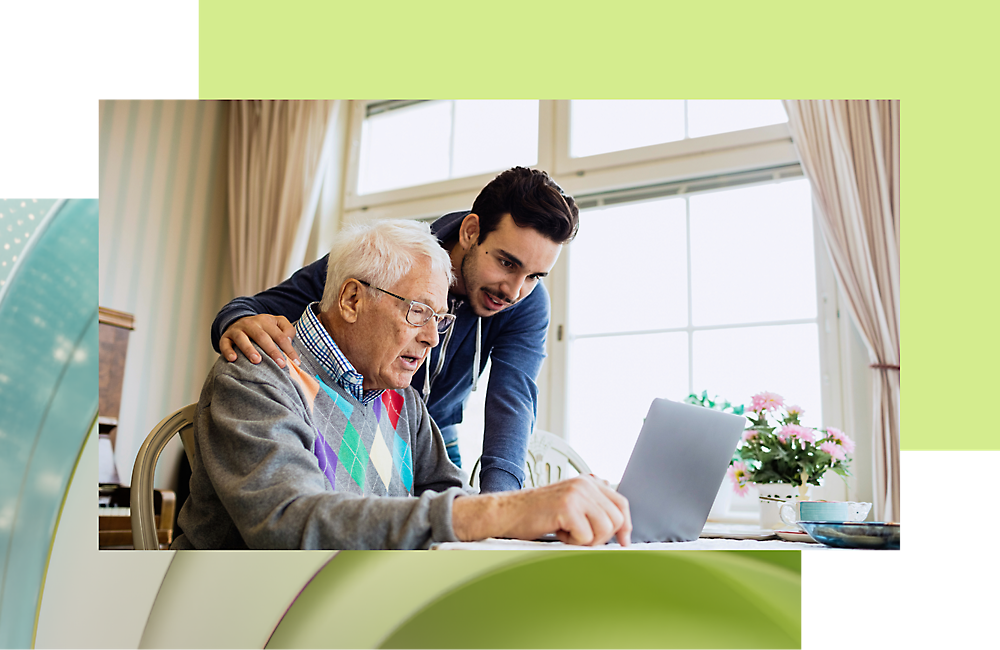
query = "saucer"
(798, 522, 900, 550)
(776, 530, 817, 544)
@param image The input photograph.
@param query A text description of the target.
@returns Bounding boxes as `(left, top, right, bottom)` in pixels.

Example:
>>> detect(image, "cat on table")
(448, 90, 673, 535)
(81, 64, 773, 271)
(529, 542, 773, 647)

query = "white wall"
(98, 100, 231, 488)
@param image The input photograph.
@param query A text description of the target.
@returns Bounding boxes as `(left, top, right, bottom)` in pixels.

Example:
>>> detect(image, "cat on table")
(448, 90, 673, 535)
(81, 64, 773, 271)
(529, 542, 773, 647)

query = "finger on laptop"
(597, 480, 631, 545)
(566, 476, 630, 546)
(599, 484, 632, 546)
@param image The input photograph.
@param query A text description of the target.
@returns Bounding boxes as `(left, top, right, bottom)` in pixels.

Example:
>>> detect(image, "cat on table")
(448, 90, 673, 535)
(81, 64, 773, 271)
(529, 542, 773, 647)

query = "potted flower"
(727, 391, 855, 528)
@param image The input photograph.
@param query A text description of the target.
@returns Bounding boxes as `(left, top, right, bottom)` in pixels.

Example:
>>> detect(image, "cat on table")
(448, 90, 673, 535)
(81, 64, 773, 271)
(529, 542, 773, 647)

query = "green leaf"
(831, 465, 852, 478)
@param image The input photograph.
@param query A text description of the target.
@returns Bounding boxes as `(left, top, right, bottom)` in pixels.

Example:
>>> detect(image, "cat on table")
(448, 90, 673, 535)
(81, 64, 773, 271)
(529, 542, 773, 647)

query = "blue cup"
(780, 500, 851, 528)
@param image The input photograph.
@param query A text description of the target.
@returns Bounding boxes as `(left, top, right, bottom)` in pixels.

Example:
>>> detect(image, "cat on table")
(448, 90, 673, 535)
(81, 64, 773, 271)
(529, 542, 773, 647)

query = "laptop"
(615, 398, 746, 543)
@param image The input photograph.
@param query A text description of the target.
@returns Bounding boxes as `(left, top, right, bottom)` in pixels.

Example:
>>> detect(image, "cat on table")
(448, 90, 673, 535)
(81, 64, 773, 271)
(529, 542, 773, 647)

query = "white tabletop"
(431, 520, 855, 550)
(433, 537, 827, 551)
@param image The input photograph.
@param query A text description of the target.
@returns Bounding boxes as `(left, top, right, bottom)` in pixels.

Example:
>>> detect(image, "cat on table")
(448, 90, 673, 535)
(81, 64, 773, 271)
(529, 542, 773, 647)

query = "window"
(356, 100, 539, 195)
(563, 177, 822, 485)
(343, 100, 850, 510)
(569, 100, 787, 158)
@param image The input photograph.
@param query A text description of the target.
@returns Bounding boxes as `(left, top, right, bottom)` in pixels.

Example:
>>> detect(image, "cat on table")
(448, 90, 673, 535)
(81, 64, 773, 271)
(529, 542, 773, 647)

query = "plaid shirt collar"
(295, 303, 383, 405)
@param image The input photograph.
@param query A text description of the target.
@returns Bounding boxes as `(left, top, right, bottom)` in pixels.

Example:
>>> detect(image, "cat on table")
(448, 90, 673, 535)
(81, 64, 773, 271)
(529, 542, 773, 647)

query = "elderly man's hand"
(220, 314, 300, 368)
(452, 475, 632, 546)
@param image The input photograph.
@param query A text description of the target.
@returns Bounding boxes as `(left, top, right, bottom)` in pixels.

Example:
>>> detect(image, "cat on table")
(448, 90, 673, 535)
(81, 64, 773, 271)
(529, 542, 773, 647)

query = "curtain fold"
(783, 100, 901, 522)
(228, 100, 341, 296)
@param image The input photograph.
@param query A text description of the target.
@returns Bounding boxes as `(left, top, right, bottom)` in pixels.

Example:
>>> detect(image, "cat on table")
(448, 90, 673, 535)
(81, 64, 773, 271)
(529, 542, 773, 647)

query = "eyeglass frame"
(356, 279, 456, 334)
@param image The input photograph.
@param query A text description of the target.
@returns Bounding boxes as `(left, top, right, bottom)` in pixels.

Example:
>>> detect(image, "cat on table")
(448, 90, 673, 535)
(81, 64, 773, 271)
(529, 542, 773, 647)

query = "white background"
(1, 3, 994, 649)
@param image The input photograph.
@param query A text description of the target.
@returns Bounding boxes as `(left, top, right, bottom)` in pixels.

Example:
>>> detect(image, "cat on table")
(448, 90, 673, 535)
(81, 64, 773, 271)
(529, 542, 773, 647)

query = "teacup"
(780, 500, 872, 531)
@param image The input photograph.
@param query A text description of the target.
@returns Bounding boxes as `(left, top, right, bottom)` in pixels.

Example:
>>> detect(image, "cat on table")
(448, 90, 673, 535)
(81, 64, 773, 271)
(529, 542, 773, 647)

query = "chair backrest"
(470, 429, 591, 489)
(130, 403, 197, 550)
(525, 429, 592, 486)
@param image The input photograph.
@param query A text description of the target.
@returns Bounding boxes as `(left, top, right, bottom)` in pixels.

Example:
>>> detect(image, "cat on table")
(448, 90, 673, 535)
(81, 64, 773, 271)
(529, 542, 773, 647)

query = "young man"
(211, 167, 579, 492)
(176, 220, 629, 549)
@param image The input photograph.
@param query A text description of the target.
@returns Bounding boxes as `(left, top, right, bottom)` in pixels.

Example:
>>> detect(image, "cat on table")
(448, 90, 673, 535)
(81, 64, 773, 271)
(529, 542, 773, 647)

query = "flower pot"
(756, 482, 812, 530)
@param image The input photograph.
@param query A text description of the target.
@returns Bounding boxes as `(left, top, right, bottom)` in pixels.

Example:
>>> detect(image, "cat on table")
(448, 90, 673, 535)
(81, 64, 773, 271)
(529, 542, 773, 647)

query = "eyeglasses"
(357, 280, 456, 334)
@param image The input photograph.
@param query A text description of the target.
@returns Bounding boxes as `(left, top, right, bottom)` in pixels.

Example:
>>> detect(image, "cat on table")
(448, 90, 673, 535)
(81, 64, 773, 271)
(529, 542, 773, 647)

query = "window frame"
(341, 99, 856, 510)
(553, 100, 794, 177)
(342, 100, 555, 215)
(545, 177, 848, 514)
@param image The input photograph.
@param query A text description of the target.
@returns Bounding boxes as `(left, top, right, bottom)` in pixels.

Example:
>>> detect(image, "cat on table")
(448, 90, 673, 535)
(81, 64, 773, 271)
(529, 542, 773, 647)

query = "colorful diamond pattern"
(313, 429, 338, 488)
(317, 375, 353, 419)
(382, 390, 403, 429)
(369, 424, 395, 491)
(392, 433, 413, 492)
(337, 421, 368, 488)
(287, 364, 319, 413)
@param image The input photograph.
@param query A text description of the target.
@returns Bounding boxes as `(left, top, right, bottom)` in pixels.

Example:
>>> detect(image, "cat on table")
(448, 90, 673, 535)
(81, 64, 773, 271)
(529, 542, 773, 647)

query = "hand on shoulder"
(221, 314, 300, 368)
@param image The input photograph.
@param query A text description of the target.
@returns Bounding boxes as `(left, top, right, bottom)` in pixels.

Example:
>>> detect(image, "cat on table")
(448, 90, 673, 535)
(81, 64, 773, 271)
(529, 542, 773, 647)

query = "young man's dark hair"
(471, 167, 579, 245)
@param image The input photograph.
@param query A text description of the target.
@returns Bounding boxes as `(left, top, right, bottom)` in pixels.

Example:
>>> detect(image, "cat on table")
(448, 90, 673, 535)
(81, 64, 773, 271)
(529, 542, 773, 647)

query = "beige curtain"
(228, 100, 341, 296)
(782, 100, 900, 522)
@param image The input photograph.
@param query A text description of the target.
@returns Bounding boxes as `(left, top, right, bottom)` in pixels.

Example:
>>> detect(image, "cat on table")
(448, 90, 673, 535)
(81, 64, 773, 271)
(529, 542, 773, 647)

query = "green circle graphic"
(268, 550, 799, 649)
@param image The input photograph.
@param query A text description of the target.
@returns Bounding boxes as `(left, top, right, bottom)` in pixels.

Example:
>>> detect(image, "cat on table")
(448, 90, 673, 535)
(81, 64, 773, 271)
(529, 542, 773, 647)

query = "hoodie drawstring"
(471, 316, 481, 392)
(423, 353, 431, 400)
(423, 297, 464, 401)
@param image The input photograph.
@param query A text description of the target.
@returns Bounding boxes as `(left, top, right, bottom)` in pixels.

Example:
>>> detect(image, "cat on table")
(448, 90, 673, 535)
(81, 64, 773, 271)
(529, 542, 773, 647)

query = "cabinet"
(98, 307, 175, 548)
(98, 307, 133, 450)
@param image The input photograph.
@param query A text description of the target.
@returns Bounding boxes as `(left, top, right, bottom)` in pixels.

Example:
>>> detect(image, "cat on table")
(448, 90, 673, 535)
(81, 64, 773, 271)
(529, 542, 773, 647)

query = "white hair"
(319, 219, 454, 312)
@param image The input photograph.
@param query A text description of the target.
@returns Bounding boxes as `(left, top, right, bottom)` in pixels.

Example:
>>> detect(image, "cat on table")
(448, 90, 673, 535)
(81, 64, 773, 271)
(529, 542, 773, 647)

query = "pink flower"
(786, 404, 805, 416)
(728, 461, 751, 496)
(778, 424, 815, 444)
(826, 427, 856, 454)
(741, 429, 759, 442)
(820, 441, 847, 461)
(749, 391, 785, 412)
(794, 425, 816, 444)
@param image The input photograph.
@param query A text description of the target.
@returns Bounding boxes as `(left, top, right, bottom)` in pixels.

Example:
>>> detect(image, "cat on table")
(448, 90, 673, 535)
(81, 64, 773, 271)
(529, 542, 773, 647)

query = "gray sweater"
(172, 338, 468, 550)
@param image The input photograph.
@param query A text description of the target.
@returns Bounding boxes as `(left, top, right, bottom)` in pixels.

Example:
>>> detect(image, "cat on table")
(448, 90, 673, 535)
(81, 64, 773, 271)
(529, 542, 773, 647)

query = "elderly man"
(211, 167, 577, 493)
(173, 219, 630, 550)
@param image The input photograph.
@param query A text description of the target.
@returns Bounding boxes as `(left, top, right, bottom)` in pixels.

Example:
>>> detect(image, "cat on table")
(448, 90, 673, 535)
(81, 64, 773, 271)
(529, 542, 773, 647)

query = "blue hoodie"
(211, 211, 547, 492)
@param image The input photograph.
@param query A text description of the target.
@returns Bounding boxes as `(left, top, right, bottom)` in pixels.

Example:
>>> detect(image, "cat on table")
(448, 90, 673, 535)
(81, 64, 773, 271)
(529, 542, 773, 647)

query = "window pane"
(358, 100, 539, 195)
(570, 100, 685, 158)
(452, 100, 538, 178)
(358, 101, 451, 194)
(566, 333, 689, 484)
(570, 100, 788, 159)
(689, 179, 816, 326)
(568, 198, 687, 336)
(692, 323, 823, 425)
(687, 100, 787, 139)
(688, 99, 788, 138)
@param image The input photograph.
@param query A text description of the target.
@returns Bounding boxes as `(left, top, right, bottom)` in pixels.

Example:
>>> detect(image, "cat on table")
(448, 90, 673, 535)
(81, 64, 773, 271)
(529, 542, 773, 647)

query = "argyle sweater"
(211, 211, 548, 493)
(172, 337, 467, 550)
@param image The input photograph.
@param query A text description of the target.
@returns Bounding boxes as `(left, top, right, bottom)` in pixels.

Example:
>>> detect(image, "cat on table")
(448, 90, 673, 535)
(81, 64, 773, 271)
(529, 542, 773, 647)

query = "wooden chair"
(130, 403, 197, 550)
(470, 429, 591, 489)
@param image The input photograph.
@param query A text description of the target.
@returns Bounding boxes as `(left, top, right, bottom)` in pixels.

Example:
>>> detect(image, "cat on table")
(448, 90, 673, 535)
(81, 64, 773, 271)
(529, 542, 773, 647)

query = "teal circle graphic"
(0, 199, 99, 648)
